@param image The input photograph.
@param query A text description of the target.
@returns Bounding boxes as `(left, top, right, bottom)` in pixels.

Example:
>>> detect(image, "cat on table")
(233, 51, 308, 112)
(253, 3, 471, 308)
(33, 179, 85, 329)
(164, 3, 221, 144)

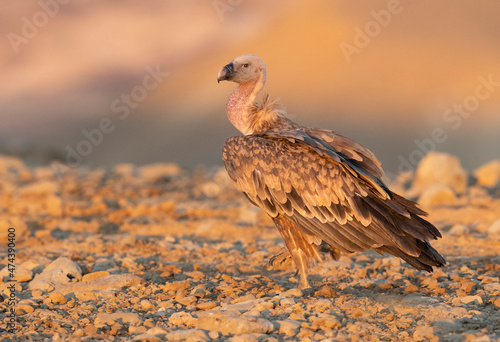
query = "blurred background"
(1, 0, 499, 176)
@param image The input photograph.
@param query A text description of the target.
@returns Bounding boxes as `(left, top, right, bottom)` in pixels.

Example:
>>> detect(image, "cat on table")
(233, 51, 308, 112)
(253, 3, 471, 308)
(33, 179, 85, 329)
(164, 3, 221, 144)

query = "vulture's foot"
(267, 247, 292, 269)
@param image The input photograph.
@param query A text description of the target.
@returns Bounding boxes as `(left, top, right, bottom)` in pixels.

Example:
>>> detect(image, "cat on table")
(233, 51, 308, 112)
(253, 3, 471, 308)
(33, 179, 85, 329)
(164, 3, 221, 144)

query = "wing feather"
(223, 134, 441, 259)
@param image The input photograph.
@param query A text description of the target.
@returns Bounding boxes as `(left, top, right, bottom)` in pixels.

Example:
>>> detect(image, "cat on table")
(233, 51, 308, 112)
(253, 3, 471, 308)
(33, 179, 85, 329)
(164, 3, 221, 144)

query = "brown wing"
(223, 134, 444, 269)
(306, 128, 384, 179)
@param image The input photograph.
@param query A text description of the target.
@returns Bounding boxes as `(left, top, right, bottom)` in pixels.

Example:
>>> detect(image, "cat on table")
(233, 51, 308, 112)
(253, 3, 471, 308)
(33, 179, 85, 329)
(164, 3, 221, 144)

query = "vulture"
(217, 54, 445, 290)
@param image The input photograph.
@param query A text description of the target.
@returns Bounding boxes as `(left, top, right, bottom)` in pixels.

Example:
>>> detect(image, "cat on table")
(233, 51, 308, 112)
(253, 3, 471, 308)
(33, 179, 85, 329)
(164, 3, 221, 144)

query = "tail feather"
(378, 240, 445, 272)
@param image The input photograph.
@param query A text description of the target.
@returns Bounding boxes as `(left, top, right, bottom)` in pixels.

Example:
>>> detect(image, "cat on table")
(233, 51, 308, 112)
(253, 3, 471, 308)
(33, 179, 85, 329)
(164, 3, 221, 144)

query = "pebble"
(56, 273, 142, 296)
(133, 334, 161, 342)
(310, 299, 333, 312)
(281, 288, 302, 297)
(177, 295, 197, 306)
(197, 315, 274, 335)
(82, 271, 110, 282)
(141, 299, 155, 310)
(95, 312, 141, 327)
(483, 283, 500, 293)
(405, 284, 419, 292)
(460, 295, 483, 305)
(18, 180, 58, 195)
(276, 319, 301, 336)
(252, 300, 274, 312)
(16, 304, 35, 315)
(448, 224, 470, 236)
(0, 264, 32, 282)
(163, 280, 190, 292)
(280, 298, 295, 306)
(197, 301, 218, 311)
(146, 327, 168, 335)
(139, 163, 182, 182)
(49, 291, 67, 304)
(164, 329, 209, 342)
(413, 326, 437, 341)
(487, 219, 500, 236)
(169, 311, 197, 327)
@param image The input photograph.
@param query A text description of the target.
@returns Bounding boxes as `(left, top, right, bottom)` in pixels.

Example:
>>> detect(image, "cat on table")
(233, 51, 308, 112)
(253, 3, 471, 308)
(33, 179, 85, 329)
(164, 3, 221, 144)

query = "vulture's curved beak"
(217, 62, 235, 83)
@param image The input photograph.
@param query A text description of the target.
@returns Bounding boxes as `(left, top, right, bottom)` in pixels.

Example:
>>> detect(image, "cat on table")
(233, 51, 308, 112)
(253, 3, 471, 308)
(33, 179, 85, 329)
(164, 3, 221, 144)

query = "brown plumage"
(217, 54, 445, 290)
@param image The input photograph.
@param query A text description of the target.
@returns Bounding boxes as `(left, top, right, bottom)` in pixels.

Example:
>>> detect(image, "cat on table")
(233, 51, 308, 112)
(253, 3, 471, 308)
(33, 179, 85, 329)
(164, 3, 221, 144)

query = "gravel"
(0, 155, 499, 341)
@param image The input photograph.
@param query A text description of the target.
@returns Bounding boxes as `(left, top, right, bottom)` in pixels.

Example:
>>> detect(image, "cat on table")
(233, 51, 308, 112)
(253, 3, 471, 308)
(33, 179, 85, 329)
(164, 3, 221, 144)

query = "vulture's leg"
(290, 248, 312, 290)
(272, 216, 321, 290)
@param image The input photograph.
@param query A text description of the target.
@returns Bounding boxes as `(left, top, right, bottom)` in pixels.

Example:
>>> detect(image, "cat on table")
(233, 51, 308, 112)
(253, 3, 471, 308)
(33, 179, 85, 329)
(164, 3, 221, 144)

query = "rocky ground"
(0, 152, 499, 342)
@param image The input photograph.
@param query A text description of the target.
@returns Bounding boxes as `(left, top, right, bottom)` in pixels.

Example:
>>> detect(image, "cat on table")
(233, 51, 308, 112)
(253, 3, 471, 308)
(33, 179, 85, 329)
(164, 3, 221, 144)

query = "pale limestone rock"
(412, 152, 467, 195)
(28, 257, 82, 291)
(197, 314, 273, 335)
(474, 160, 500, 187)
(487, 219, 500, 236)
(95, 312, 141, 327)
(418, 185, 457, 208)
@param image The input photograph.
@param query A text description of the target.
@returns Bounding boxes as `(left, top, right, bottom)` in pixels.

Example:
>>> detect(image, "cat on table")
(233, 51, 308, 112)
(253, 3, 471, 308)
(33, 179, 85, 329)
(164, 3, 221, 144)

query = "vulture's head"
(217, 54, 266, 84)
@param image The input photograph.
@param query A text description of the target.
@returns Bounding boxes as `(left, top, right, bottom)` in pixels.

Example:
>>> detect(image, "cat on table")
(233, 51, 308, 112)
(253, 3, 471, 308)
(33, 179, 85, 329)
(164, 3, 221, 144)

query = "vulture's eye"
(243, 63, 249, 68)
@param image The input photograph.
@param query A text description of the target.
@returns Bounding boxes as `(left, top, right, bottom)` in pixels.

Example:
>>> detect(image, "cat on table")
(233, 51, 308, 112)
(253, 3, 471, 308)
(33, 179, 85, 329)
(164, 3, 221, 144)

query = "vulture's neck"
(226, 73, 266, 135)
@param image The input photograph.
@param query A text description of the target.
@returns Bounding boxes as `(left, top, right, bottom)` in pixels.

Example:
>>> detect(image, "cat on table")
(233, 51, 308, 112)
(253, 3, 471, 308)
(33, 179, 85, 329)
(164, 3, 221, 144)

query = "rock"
(493, 297, 500, 308)
(405, 285, 419, 292)
(114, 163, 136, 176)
(412, 152, 467, 194)
(28, 257, 82, 291)
(281, 288, 302, 297)
(44, 257, 81, 277)
(95, 312, 141, 327)
(56, 273, 142, 296)
(197, 301, 217, 311)
(228, 334, 267, 342)
(448, 224, 470, 236)
(139, 163, 182, 182)
(250, 300, 274, 312)
(163, 280, 190, 292)
(16, 304, 35, 315)
(0, 155, 25, 174)
(276, 320, 301, 336)
(0, 217, 28, 240)
(474, 160, 500, 187)
(413, 326, 437, 341)
(164, 329, 209, 342)
(460, 295, 483, 305)
(0, 264, 32, 282)
(133, 334, 161, 342)
(197, 314, 274, 335)
(487, 219, 500, 236)
(49, 291, 67, 304)
(98, 222, 120, 235)
(82, 271, 110, 282)
(141, 299, 155, 310)
(279, 298, 295, 306)
(169, 312, 197, 327)
(146, 327, 168, 335)
(310, 298, 333, 312)
(91, 260, 117, 272)
(418, 185, 457, 208)
(18, 180, 59, 195)
(177, 295, 197, 306)
(46, 195, 63, 216)
(483, 283, 500, 292)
